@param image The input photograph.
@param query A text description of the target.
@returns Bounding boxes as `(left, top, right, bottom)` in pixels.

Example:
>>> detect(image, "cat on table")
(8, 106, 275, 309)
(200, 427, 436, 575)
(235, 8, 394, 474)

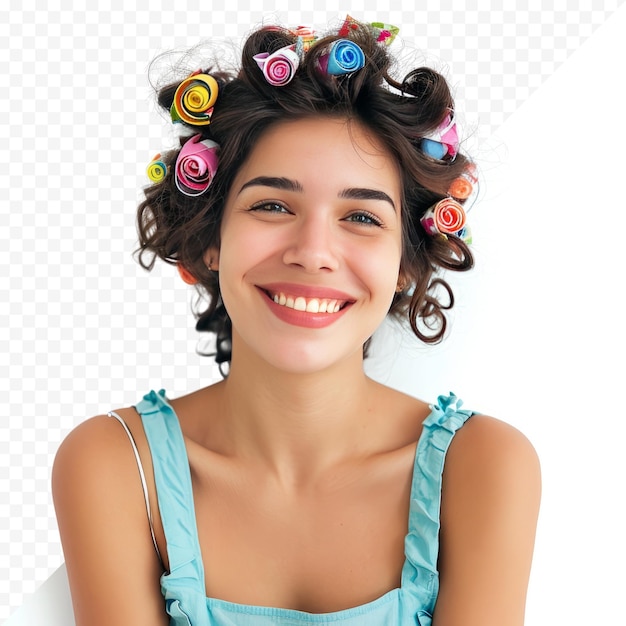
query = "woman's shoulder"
(52, 408, 167, 624)
(54, 409, 136, 470)
(53, 406, 145, 471)
(51, 407, 149, 530)
(446, 412, 540, 477)
(433, 413, 541, 622)
(52, 407, 169, 624)
(52, 384, 224, 473)
(441, 409, 541, 514)
(410, 388, 539, 469)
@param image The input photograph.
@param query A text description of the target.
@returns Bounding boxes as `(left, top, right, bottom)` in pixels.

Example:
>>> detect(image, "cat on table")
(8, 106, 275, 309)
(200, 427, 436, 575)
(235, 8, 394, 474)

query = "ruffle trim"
(136, 390, 209, 624)
(401, 392, 474, 609)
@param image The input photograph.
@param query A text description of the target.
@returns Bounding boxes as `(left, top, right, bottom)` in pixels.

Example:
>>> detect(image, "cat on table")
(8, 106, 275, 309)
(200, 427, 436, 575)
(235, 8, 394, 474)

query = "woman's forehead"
(232, 117, 402, 197)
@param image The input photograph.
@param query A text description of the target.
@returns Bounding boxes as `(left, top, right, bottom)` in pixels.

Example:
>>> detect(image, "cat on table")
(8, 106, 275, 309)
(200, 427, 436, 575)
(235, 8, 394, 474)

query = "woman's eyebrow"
(238, 178, 396, 212)
(339, 187, 396, 212)
(239, 176, 304, 194)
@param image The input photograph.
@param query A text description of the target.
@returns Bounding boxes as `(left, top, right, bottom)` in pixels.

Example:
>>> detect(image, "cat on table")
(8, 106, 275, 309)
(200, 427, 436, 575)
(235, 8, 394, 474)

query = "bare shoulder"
(54, 410, 139, 475)
(442, 413, 541, 533)
(52, 411, 168, 626)
(433, 415, 541, 626)
(447, 414, 541, 481)
(52, 409, 151, 506)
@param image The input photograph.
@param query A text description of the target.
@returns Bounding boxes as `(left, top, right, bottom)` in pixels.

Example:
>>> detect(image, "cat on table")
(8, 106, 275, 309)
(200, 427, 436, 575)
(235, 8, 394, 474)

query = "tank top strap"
(401, 392, 474, 607)
(107, 410, 163, 567)
(135, 390, 208, 621)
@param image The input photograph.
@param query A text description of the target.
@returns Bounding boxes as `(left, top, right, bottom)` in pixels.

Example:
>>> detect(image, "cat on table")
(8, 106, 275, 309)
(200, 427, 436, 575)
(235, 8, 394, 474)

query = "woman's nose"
(281, 214, 340, 273)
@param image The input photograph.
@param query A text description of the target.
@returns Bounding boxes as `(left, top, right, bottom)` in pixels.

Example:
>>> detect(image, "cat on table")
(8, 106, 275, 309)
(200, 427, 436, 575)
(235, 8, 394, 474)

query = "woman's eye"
(344, 211, 384, 227)
(249, 202, 289, 214)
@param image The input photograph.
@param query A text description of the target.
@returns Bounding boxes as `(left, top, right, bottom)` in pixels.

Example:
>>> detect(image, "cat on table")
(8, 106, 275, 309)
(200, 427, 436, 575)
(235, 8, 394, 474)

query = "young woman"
(52, 18, 541, 626)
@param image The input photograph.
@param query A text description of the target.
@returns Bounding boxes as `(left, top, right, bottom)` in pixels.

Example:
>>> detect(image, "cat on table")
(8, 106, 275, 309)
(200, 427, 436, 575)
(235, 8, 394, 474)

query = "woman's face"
(213, 117, 403, 374)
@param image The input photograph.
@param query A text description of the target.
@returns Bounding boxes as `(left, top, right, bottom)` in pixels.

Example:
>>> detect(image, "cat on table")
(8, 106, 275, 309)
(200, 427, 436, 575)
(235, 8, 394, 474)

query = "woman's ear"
(396, 269, 409, 293)
(203, 247, 220, 272)
(177, 264, 198, 285)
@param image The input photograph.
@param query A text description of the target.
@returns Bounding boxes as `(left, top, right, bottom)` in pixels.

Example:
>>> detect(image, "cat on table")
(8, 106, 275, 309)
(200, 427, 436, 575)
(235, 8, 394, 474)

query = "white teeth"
(269, 291, 347, 314)
(306, 299, 320, 313)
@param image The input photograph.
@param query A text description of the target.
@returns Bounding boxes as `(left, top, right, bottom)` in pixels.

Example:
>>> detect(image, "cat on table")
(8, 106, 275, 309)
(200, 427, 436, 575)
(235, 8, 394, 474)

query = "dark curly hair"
(136, 21, 474, 370)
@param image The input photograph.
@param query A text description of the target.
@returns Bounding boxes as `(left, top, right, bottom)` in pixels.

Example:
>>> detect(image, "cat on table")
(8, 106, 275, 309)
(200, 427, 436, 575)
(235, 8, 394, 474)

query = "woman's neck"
(215, 345, 378, 489)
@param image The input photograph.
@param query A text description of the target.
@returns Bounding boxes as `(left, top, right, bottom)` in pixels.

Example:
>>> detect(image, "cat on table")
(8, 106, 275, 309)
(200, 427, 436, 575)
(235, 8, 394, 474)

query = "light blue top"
(135, 390, 474, 626)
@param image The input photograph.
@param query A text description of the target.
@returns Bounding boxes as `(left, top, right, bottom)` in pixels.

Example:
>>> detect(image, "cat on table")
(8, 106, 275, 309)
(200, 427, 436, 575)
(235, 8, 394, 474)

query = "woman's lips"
(256, 285, 354, 328)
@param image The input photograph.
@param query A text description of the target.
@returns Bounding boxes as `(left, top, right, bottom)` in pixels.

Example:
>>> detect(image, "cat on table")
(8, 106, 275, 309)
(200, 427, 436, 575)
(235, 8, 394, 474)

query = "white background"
(2, 2, 625, 623)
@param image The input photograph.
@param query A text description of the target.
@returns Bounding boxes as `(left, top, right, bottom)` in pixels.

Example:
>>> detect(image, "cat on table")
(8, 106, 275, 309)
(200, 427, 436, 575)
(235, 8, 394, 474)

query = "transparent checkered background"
(1, 0, 624, 620)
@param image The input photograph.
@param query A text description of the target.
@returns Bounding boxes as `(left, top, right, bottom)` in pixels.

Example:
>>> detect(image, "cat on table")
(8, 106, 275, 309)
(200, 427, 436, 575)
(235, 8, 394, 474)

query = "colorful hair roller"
(420, 198, 467, 238)
(177, 264, 198, 285)
(253, 45, 299, 86)
(291, 25, 317, 54)
(448, 176, 472, 200)
(456, 225, 472, 245)
(146, 153, 167, 183)
(448, 164, 478, 201)
(320, 39, 365, 76)
(170, 72, 219, 125)
(420, 111, 459, 162)
(338, 15, 359, 37)
(175, 134, 219, 197)
(370, 22, 399, 46)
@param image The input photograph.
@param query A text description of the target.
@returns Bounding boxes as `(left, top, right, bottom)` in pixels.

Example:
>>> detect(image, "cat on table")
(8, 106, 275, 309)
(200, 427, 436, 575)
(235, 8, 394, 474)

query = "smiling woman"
(51, 16, 540, 626)
(215, 117, 403, 371)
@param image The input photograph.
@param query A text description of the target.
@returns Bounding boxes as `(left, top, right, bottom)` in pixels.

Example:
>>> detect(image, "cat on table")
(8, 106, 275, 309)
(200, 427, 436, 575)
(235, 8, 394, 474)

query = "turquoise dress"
(135, 390, 473, 626)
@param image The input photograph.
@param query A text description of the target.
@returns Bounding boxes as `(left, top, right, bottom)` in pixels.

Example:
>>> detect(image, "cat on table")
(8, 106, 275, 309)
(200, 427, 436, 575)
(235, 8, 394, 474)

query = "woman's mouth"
(266, 291, 348, 314)
(257, 285, 355, 328)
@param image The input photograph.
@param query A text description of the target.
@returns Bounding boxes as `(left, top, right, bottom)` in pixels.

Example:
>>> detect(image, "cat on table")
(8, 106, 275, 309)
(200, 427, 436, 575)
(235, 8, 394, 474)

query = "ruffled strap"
(136, 390, 208, 624)
(401, 393, 474, 610)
